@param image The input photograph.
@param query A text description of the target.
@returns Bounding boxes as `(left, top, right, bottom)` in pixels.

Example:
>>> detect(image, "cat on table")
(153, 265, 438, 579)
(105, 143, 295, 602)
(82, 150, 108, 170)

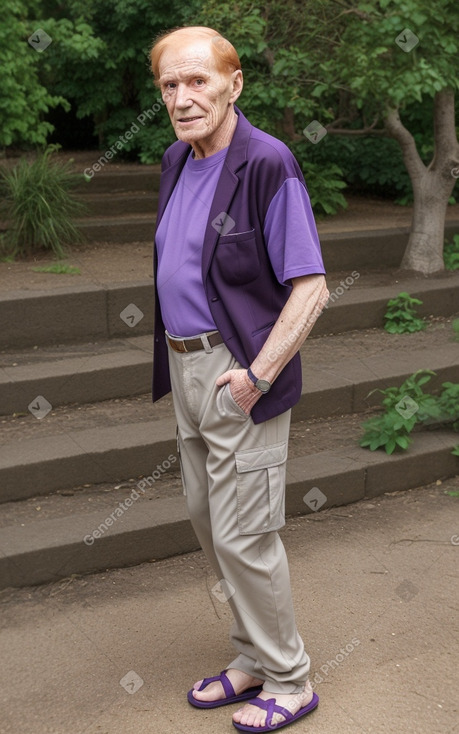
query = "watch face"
(256, 379, 271, 393)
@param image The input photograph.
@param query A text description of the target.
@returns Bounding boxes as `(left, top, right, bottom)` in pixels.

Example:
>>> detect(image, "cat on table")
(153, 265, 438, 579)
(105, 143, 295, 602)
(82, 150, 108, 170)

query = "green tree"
(0, 0, 66, 150)
(197, 0, 459, 274)
(39, 0, 201, 160)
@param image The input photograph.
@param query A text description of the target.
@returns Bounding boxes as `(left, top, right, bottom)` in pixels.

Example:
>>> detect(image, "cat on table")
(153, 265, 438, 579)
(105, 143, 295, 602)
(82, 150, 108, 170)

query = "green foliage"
(359, 410, 415, 454)
(290, 145, 348, 215)
(437, 382, 459, 431)
(0, 0, 68, 149)
(39, 0, 200, 158)
(453, 319, 459, 342)
(360, 370, 459, 454)
(304, 163, 348, 217)
(301, 135, 413, 202)
(0, 146, 87, 259)
(2, 0, 458, 231)
(31, 262, 81, 274)
(443, 234, 459, 270)
(384, 292, 426, 333)
(452, 446, 459, 457)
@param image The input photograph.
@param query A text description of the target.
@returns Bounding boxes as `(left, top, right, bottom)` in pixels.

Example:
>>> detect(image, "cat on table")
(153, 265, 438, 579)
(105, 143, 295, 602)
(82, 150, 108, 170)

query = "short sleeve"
(263, 177, 326, 285)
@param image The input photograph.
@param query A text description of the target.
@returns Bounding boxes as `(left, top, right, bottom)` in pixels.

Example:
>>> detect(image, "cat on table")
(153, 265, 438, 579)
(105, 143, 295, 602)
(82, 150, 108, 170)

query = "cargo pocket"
(235, 442, 287, 535)
(176, 426, 187, 496)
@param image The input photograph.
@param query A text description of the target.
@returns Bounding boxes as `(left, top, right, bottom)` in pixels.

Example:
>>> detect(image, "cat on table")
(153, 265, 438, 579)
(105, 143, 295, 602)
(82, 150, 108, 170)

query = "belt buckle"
(169, 336, 187, 353)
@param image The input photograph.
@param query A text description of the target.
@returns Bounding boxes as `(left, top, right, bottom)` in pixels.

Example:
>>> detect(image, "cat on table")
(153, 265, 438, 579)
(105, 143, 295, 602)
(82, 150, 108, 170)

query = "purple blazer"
(153, 107, 317, 424)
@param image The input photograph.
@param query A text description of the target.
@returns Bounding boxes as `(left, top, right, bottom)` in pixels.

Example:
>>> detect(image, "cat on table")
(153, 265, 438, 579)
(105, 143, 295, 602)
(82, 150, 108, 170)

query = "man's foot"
(191, 668, 263, 704)
(232, 680, 314, 728)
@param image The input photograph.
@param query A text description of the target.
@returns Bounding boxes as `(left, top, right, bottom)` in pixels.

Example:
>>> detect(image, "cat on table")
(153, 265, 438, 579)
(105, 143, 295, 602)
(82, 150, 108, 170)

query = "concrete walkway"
(1, 478, 457, 734)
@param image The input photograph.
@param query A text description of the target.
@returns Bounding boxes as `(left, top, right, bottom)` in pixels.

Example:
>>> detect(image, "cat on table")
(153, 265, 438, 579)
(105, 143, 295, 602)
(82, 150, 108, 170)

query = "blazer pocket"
(214, 228, 260, 285)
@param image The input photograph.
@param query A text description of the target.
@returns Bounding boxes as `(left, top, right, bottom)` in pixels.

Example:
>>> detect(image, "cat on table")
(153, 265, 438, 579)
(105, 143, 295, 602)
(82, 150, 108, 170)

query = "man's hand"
(216, 368, 262, 415)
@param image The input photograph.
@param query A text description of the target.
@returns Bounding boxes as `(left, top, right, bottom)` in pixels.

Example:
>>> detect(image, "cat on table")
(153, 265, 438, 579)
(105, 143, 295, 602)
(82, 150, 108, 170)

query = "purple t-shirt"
(156, 148, 227, 337)
(156, 149, 325, 338)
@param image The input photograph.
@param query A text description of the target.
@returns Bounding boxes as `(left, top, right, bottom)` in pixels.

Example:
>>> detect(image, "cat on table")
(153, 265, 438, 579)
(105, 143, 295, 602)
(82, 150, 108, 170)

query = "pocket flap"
(235, 441, 287, 474)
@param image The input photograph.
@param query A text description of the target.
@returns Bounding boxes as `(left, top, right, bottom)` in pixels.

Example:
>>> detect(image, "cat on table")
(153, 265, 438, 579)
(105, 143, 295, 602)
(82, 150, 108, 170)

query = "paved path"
(1, 478, 457, 734)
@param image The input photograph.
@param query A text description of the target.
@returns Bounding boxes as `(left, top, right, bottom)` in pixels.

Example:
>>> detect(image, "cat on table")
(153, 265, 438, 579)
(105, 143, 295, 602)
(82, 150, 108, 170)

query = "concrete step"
(78, 191, 158, 217)
(76, 212, 156, 244)
(0, 421, 457, 589)
(1, 322, 457, 502)
(73, 166, 161, 194)
(1, 269, 458, 350)
(1, 322, 457, 419)
(72, 215, 459, 271)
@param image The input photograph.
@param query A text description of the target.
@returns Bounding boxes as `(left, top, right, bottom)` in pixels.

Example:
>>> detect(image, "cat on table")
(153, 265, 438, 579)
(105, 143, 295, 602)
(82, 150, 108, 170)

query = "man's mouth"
(177, 116, 202, 123)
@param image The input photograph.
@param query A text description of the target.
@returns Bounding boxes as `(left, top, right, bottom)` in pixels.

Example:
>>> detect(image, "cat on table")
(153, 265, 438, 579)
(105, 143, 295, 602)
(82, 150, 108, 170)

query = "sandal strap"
(246, 697, 293, 726)
(198, 670, 235, 699)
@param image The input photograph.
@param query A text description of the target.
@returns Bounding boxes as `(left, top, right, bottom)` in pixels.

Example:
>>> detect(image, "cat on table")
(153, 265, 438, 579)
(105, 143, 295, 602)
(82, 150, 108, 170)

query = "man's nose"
(175, 83, 192, 109)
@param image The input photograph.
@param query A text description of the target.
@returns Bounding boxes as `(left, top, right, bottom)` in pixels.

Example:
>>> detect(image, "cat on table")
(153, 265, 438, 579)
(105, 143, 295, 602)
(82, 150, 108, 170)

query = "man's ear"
(229, 69, 243, 104)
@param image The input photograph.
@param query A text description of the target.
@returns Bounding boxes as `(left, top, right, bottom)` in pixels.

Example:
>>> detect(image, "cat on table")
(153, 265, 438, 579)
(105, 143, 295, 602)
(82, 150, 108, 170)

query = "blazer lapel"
(154, 108, 253, 278)
(201, 107, 252, 279)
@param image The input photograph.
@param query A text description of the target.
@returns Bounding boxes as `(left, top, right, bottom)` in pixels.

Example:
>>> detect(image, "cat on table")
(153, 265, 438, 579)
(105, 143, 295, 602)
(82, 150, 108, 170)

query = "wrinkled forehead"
(158, 40, 218, 81)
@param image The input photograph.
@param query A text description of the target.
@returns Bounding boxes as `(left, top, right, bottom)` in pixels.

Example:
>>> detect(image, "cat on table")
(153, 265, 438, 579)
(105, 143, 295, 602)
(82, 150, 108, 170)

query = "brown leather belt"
(167, 331, 224, 353)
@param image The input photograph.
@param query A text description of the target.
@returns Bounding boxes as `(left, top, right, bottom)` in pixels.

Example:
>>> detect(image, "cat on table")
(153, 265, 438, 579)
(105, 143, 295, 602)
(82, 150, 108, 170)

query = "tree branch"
(327, 115, 383, 134)
(326, 127, 386, 135)
(384, 107, 426, 179)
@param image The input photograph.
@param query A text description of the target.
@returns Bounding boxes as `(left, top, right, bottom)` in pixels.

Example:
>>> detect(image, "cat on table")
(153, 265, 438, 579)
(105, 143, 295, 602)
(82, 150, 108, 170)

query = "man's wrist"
(247, 367, 271, 394)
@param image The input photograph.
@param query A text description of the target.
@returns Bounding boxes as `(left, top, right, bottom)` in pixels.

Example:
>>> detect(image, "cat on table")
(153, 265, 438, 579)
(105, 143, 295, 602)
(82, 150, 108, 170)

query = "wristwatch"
(247, 367, 271, 394)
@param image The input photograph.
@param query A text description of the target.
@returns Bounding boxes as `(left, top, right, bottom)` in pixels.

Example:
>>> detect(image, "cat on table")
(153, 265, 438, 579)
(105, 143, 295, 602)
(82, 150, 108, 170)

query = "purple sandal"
(187, 670, 264, 709)
(232, 692, 319, 732)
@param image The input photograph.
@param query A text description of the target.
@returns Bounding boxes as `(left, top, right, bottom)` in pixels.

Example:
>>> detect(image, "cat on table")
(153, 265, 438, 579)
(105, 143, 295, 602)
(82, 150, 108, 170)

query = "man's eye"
(195, 78, 205, 86)
(164, 82, 176, 90)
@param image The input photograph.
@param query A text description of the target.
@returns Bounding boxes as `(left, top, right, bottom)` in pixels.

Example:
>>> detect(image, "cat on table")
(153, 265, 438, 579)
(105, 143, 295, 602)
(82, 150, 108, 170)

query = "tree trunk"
(385, 91, 459, 275)
(400, 172, 453, 274)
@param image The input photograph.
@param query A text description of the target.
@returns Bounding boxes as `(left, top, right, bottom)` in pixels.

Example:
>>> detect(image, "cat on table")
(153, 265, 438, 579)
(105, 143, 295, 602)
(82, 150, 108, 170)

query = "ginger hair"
(150, 26, 241, 85)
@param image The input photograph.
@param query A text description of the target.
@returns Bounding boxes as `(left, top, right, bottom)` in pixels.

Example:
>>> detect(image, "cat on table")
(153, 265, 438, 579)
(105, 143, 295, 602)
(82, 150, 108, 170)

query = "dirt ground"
(1, 478, 458, 734)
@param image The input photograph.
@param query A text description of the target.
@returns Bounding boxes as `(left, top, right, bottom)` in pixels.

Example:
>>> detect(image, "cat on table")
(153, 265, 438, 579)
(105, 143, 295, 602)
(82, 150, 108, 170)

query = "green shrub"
(0, 146, 86, 259)
(360, 371, 459, 454)
(384, 292, 426, 334)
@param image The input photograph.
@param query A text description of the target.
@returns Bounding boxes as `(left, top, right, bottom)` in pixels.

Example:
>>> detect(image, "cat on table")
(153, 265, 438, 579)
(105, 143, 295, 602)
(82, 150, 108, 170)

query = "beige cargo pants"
(167, 336, 310, 694)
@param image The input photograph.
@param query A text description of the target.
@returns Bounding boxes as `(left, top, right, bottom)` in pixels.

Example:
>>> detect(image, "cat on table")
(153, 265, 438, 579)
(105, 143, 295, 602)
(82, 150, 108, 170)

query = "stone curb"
(1, 338, 458, 503)
(1, 430, 457, 590)
(1, 338, 457, 424)
(1, 271, 458, 350)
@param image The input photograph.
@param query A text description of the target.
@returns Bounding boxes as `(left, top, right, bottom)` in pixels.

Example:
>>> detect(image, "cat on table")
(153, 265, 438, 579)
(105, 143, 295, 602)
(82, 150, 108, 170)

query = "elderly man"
(150, 26, 329, 733)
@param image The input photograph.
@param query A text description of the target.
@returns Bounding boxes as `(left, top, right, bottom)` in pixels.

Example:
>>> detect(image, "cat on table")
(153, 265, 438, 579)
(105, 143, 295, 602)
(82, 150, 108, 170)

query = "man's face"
(158, 39, 242, 149)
